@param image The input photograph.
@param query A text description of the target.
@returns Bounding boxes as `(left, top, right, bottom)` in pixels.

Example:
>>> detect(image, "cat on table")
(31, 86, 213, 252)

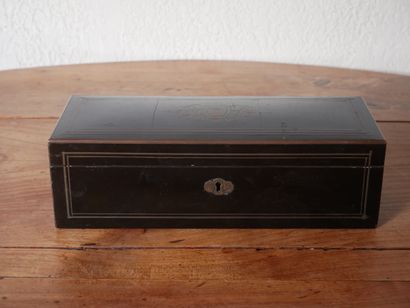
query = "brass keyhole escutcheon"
(204, 178, 234, 196)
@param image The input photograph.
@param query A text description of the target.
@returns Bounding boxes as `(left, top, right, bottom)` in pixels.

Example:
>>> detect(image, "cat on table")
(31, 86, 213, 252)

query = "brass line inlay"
(61, 151, 372, 219)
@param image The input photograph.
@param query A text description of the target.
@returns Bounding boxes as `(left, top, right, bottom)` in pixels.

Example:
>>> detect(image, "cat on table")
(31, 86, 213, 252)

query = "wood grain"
(1, 279, 409, 307)
(0, 61, 409, 121)
(0, 61, 409, 307)
(1, 248, 410, 281)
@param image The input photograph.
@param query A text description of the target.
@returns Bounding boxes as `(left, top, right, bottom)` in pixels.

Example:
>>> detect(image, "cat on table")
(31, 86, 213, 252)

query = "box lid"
(49, 96, 385, 144)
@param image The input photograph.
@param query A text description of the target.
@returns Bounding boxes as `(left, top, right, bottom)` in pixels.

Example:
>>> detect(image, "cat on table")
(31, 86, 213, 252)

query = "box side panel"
(50, 166, 72, 227)
(49, 143, 71, 227)
(364, 142, 385, 227)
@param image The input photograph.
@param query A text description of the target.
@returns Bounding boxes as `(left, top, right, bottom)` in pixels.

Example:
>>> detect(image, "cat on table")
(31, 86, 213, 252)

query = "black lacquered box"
(49, 96, 385, 228)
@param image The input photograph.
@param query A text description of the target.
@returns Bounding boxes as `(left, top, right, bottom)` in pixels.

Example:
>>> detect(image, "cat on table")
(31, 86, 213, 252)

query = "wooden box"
(49, 96, 386, 228)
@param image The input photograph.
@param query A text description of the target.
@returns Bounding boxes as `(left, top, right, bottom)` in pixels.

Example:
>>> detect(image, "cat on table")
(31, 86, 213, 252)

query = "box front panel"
(49, 144, 384, 227)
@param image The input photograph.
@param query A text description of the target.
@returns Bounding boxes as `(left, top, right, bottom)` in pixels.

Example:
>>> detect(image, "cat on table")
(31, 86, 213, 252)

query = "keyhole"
(204, 178, 234, 196)
(215, 181, 221, 192)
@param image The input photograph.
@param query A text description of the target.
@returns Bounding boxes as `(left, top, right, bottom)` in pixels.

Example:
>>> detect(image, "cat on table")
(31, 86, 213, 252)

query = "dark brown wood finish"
(0, 61, 409, 306)
(48, 96, 385, 228)
(49, 96, 384, 142)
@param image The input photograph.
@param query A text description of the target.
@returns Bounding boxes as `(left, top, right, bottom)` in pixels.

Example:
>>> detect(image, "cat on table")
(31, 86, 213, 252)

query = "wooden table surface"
(0, 61, 410, 307)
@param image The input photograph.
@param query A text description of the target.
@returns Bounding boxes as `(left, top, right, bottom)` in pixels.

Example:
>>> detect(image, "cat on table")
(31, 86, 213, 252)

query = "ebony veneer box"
(49, 96, 385, 228)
